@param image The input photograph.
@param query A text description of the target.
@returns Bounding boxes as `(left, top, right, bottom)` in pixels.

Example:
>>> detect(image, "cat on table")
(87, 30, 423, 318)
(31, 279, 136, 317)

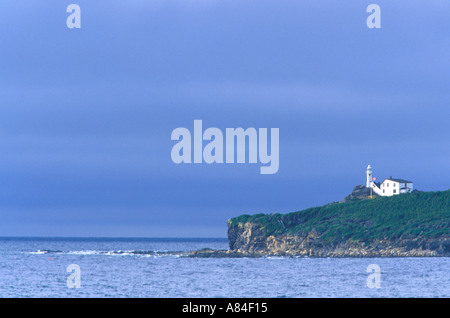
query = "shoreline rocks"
(225, 221, 450, 258)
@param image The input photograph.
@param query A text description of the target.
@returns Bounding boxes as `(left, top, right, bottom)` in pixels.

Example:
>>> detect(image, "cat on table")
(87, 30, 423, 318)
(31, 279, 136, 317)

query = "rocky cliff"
(227, 189, 450, 257)
(343, 184, 378, 202)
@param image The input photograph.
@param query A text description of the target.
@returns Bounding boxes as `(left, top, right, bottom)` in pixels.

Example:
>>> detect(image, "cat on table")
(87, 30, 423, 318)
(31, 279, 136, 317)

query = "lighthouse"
(363, 164, 414, 197)
(366, 164, 372, 188)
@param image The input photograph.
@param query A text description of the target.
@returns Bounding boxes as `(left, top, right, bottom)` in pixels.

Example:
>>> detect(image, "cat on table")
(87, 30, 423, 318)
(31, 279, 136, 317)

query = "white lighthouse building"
(366, 164, 373, 188)
(366, 165, 414, 197)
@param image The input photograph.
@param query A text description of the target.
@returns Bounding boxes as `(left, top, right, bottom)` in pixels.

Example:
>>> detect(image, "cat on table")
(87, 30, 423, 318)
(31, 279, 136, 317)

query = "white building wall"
(380, 180, 413, 196)
(380, 180, 398, 196)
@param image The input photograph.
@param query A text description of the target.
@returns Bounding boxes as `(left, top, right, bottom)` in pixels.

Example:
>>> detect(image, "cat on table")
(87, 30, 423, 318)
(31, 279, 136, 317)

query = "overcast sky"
(0, 0, 449, 237)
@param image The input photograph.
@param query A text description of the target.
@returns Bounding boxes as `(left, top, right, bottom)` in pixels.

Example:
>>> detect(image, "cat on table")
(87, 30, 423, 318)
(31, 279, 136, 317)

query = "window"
(383, 189, 385, 193)
(393, 189, 397, 194)
(387, 183, 389, 187)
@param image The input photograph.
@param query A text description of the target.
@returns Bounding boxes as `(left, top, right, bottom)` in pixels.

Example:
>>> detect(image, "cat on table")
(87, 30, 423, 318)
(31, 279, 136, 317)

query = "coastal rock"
(343, 185, 378, 202)
(226, 224, 450, 257)
(186, 248, 257, 258)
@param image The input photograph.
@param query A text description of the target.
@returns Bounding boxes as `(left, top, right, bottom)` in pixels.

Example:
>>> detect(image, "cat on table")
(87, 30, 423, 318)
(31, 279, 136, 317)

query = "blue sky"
(0, 1, 449, 237)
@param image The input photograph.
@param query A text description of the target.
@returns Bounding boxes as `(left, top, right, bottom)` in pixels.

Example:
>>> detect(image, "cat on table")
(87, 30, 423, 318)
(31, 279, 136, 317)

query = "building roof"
(382, 178, 413, 184)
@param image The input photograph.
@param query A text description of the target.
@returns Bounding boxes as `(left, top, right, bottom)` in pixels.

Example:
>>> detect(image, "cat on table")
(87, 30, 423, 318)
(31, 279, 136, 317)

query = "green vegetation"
(228, 190, 450, 243)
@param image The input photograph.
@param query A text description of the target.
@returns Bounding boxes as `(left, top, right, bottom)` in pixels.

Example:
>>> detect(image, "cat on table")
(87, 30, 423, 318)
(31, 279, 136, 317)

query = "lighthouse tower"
(366, 164, 372, 188)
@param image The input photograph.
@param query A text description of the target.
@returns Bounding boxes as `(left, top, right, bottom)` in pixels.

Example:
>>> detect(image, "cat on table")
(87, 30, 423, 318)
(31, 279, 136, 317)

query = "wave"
(29, 249, 63, 254)
(27, 249, 186, 257)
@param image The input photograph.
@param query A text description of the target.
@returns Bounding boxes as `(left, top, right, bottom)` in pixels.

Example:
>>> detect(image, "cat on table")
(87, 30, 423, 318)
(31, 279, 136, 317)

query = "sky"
(0, 0, 449, 237)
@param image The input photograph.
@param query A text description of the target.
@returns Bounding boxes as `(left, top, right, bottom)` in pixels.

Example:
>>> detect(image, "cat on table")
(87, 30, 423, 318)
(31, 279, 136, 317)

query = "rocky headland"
(223, 188, 450, 257)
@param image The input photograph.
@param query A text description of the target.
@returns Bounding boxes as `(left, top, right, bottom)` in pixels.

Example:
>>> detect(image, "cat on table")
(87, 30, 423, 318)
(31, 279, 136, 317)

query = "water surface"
(0, 237, 448, 297)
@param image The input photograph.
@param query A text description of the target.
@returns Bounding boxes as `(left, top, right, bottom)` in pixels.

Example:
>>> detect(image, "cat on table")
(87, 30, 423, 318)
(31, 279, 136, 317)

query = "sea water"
(0, 237, 448, 298)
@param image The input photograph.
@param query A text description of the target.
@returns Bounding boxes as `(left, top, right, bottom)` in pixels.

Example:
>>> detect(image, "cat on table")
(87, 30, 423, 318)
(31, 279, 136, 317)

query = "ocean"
(0, 237, 448, 298)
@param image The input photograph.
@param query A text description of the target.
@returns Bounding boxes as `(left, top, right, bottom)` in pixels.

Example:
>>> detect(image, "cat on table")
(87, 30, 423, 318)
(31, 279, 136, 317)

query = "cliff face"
(227, 221, 450, 257)
(227, 190, 450, 257)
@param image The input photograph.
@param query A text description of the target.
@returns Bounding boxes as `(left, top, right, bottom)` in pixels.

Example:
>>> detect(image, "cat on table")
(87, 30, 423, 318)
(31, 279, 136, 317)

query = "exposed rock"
(343, 184, 378, 202)
(186, 248, 258, 258)
(226, 221, 450, 257)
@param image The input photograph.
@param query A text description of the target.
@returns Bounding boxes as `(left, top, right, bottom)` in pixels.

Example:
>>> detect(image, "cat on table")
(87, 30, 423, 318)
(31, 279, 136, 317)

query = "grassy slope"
(229, 190, 450, 243)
